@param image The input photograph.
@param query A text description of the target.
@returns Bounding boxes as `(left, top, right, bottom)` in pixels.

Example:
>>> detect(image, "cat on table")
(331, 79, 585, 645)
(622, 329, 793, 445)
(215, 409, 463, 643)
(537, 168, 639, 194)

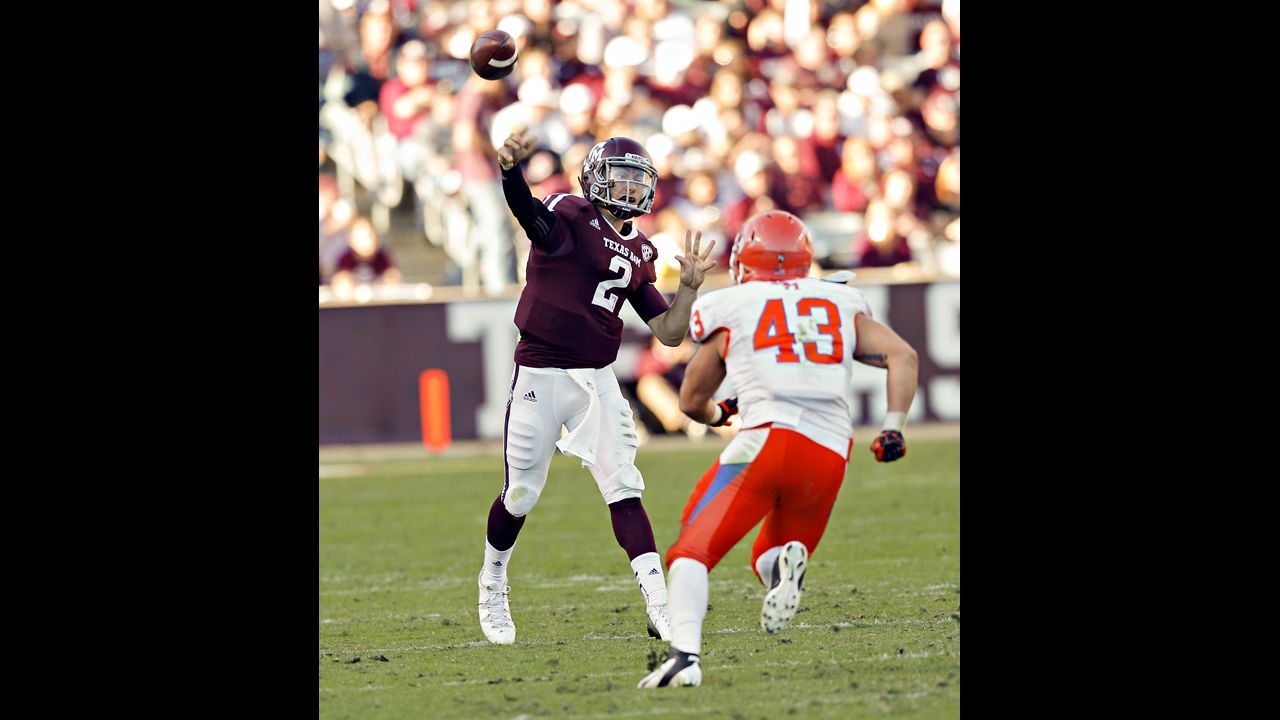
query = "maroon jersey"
(336, 248, 395, 283)
(515, 193, 669, 369)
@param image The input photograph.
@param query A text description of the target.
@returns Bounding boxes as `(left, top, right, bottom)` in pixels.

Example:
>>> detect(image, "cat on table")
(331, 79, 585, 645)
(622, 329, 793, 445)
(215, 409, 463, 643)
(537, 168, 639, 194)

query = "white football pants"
(500, 364, 645, 517)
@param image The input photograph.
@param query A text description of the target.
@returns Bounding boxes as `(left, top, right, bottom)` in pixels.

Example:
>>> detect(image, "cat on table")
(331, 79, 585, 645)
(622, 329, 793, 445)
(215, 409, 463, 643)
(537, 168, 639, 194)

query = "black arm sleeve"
(501, 165, 564, 253)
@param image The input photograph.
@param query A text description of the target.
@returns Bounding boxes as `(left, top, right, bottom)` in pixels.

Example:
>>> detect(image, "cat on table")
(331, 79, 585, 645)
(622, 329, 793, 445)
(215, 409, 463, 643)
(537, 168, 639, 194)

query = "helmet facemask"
(585, 154, 657, 220)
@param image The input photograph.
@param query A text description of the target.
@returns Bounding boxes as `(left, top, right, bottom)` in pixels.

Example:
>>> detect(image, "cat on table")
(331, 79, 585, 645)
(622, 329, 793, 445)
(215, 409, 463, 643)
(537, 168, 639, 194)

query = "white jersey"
(689, 278, 874, 459)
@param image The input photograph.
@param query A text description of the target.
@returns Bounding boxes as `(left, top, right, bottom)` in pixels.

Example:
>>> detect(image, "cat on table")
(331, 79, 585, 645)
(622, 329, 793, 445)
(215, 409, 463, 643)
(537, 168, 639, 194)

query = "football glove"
(870, 430, 906, 462)
(707, 397, 738, 427)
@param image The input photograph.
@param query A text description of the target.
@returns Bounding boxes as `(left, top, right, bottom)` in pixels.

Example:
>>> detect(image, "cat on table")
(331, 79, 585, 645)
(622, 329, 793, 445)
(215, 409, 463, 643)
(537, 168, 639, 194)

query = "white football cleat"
(637, 650, 701, 688)
(478, 572, 515, 645)
(646, 603, 671, 641)
(761, 541, 807, 633)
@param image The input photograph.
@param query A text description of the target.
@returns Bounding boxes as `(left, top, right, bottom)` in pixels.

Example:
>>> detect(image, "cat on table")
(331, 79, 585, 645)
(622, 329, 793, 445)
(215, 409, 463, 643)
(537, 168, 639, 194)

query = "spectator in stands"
(791, 26, 844, 91)
(453, 72, 516, 294)
(379, 39, 436, 185)
(921, 88, 959, 148)
(763, 68, 810, 139)
(827, 11, 861, 78)
(768, 134, 825, 216)
(722, 150, 777, 264)
(332, 216, 402, 301)
(320, 175, 356, 281)
(801, 90, 844, 182)
(855, 198, 912, 269)
(314, 0, 959, 289)
(935, 148, 960, 212)
(414, 83, 462, 249)
(831, 137, 878, 214)
(343, 2, 398, 119)
(913, 18, 959, 95)
(669, 169, 725, 262)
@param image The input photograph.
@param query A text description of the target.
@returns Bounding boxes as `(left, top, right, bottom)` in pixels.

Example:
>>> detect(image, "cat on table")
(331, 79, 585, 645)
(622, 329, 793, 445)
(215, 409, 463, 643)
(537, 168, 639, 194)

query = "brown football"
(469, 29, 517, 80)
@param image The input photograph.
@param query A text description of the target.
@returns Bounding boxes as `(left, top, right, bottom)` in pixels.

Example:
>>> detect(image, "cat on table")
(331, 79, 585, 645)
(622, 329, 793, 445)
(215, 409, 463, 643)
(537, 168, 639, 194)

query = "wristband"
(882, 411, 907, 433)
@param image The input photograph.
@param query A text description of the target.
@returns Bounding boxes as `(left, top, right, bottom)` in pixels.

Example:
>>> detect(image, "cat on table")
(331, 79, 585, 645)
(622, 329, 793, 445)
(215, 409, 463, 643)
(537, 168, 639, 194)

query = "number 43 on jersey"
(752, 297, 844, 364)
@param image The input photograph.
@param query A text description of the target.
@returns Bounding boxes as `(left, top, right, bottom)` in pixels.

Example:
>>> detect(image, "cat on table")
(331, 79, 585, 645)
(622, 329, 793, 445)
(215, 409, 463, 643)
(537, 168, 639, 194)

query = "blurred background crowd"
(318, 0, 959, 302)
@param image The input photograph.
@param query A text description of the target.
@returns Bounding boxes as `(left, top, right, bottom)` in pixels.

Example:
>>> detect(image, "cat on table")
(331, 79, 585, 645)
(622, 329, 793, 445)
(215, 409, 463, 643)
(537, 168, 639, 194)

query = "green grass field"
(319, 437, 959, 718)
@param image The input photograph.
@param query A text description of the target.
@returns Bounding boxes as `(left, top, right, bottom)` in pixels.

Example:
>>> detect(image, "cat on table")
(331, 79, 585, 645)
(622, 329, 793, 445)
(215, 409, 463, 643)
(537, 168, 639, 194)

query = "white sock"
(755, 546, 783, 587)
(482, 539, 514, 586)
(631, 552, 668, 606)
(668, 557, 708, 656)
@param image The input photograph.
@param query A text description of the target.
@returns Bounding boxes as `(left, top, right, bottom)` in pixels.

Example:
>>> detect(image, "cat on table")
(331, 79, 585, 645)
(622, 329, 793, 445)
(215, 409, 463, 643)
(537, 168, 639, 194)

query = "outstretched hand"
(675, 230, 717, 291)
(497, 127, 539, 171)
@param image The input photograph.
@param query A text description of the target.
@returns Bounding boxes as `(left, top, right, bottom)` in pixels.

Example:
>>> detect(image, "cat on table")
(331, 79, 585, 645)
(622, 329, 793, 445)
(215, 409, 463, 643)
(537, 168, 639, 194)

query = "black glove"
(707, 397, 739, 427)
(870, 430, 906, 462)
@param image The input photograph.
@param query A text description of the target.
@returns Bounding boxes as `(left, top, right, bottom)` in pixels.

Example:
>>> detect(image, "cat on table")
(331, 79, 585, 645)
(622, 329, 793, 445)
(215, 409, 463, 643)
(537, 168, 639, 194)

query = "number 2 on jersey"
(591, 255, 633, 313)
(752, 298, 843, 364)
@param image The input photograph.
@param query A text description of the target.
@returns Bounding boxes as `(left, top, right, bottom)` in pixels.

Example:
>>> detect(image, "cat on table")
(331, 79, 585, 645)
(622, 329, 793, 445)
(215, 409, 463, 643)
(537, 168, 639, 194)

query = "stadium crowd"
(318, 0, 959, 297)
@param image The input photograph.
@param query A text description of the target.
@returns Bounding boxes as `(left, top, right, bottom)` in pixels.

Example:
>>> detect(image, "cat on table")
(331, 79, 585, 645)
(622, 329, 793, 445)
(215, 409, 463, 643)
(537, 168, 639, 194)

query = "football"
(469, 29, 517, 80)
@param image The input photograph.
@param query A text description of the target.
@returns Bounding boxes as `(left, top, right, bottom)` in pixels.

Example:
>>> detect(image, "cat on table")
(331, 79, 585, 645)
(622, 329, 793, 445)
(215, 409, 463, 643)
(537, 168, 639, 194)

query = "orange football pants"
(666, 427, 850, 578)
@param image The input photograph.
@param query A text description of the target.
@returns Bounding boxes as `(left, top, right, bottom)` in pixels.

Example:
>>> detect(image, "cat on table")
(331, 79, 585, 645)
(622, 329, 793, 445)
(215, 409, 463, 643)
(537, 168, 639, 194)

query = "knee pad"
(503, 483, 540, 517)
(602, 461, 645, 504)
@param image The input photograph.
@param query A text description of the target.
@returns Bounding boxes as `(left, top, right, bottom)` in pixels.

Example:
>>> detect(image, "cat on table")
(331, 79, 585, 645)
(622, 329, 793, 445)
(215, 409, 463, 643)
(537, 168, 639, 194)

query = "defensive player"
(638, 210, 918, 688)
